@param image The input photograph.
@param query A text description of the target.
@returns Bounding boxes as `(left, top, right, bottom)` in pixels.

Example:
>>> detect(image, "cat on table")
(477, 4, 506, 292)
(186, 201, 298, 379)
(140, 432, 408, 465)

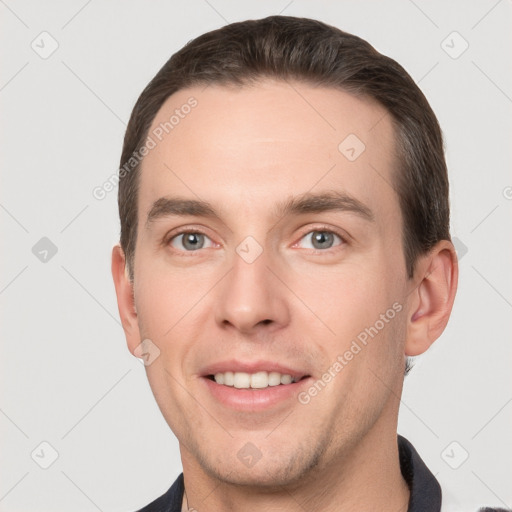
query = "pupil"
(312, 231, 333, 249)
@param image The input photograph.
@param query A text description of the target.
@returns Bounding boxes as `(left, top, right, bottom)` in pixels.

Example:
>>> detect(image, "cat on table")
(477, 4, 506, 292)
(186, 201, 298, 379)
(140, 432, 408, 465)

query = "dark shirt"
(135, 435, 501, 511)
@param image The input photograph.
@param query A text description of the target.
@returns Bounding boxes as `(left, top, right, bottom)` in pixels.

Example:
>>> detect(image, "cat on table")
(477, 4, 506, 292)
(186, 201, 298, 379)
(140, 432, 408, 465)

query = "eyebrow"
(145, 191, 374, 227)
(273, 190, 374, 222)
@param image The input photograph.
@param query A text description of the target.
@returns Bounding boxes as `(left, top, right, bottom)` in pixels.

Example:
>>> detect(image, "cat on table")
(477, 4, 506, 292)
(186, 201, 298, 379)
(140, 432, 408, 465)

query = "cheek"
(143, 362, 199, 445)
(290, 260, 406, 393)
(134, 254, 214, 337)
(291, 264, 389, 335)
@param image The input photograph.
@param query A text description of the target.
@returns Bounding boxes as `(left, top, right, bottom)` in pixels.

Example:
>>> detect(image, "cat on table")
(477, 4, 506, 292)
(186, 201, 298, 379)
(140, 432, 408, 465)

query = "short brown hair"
(118, 15, 450, 280)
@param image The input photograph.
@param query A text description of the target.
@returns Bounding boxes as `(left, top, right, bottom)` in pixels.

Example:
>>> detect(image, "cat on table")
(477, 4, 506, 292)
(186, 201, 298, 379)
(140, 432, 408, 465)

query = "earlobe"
(111, 245, 140, 355)
(405, 240, 458, 357)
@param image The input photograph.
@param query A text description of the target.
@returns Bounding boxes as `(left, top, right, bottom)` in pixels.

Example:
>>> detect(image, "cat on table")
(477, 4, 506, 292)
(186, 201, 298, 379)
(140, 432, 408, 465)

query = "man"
(111, 15, 499, 512)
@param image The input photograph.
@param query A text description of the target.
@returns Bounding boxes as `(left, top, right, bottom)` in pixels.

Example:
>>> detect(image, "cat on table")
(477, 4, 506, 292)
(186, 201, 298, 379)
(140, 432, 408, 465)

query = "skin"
(112, 79, 458, 511)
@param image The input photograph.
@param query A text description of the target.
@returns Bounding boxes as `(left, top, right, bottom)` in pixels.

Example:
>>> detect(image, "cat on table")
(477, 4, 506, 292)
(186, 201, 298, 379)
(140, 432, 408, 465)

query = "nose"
(214, 246, 290, 336)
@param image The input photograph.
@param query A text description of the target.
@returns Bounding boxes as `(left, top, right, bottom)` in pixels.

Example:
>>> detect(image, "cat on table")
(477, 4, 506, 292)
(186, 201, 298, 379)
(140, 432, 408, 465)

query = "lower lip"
(202, 377, 311, 411)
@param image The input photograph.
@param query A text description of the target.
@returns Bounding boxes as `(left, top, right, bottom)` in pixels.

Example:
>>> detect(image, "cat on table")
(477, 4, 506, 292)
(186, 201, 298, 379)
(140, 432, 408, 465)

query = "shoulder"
(477, 509, 511, 512)
(133, 473, 184, 512)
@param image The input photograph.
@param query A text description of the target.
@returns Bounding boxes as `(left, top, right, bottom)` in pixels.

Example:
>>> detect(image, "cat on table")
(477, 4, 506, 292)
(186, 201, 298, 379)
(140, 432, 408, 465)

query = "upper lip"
(200, 360, 310, 381)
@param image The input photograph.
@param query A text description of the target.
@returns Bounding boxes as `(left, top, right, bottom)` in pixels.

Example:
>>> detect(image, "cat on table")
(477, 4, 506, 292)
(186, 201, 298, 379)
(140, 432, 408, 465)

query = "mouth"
(200, 362, 312, 410)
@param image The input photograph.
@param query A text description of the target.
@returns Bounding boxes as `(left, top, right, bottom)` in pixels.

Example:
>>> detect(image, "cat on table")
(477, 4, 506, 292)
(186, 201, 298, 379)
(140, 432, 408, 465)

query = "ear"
(405, 240, 459, 356)
(111, 245, 140, 356)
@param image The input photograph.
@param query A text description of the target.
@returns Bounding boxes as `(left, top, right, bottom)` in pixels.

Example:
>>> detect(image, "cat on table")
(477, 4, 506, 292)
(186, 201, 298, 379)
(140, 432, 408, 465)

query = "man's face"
(131, 80, 412, 486)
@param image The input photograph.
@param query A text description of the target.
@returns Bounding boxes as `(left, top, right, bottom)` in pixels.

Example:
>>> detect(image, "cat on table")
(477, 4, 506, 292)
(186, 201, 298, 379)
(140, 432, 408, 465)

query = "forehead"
(138, 79, 399, 226)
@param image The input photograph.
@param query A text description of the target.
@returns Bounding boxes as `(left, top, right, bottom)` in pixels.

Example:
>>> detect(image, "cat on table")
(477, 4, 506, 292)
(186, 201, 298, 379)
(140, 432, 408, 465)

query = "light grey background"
(1, 1, 511, 510)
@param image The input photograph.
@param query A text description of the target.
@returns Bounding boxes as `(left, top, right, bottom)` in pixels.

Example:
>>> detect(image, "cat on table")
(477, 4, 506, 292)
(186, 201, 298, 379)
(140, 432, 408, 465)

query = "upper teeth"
(214, 371, 296, 389)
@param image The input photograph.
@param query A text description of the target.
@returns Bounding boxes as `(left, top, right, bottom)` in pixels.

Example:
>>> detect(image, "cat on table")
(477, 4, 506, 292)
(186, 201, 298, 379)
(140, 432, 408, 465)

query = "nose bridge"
(214, 239, 289, 333)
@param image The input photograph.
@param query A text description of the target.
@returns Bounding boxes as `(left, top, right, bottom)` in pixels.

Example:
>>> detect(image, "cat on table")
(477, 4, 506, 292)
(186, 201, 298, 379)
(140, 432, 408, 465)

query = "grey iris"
(311, 231, 334, 249)
(183, 233, 204, 250)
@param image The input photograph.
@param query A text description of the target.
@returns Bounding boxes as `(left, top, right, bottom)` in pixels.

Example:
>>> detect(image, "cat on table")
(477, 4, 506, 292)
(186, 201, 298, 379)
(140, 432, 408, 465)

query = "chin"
(199, 442, 325, 490)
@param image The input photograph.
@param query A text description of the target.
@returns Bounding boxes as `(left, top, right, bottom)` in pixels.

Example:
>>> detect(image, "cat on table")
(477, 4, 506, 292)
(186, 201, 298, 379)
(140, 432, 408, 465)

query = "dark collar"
(136, 435, 442, 512)
(398, 434, 442, 511)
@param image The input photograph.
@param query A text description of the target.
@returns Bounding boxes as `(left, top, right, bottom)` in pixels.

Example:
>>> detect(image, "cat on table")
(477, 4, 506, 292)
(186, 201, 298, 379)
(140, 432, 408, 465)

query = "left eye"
(170, 232, 214, 251)
(297, 230, 343, 250)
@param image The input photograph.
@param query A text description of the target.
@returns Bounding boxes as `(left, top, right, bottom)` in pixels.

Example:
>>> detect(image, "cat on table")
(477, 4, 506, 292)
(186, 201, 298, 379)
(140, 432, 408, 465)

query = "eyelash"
(164, 225, 347, 255)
